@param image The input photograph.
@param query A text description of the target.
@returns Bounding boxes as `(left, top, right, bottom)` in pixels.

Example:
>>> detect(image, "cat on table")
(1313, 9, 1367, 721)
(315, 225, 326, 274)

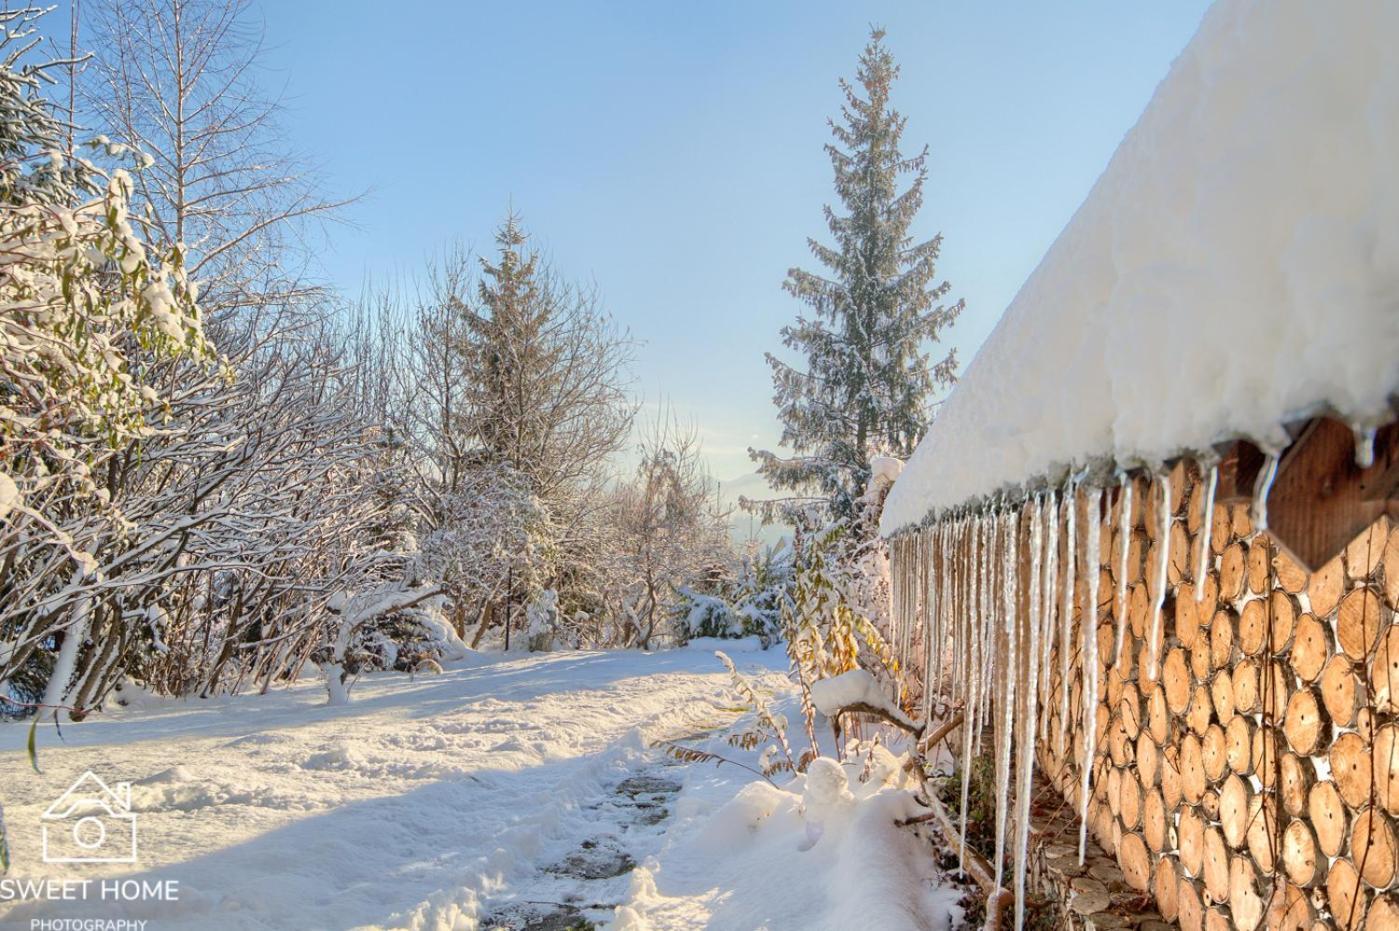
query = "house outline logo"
(40, 770, 138, 864)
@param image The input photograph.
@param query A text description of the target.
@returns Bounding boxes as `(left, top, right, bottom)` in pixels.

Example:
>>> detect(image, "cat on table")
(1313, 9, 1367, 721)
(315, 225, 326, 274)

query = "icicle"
(1356, 425, 1377, 469)
(1146, 472, 1171, 682)
(1252, 451, 1280, 532)
(992, 508, 1019, 893)
(922, 529, 937, 724)
(1039, 493, 1060, 729)
(958, 518, 980, 869)
(1014, 499, 1046, 931)
(1059, 482, 1077, 752)
(1078, 486, 1102, 864)
(1113, 474, 1134, 666)
(975, 509, 998, 758)
(1195, 463, 1217, 601)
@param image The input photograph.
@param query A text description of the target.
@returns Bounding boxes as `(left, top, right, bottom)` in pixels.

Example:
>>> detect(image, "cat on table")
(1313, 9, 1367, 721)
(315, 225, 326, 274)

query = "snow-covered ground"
(0, 645, 962, 930)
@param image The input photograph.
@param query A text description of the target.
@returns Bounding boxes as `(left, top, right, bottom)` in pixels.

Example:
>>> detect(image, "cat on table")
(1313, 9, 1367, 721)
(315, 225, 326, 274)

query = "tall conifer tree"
(751, 28, 962, 523)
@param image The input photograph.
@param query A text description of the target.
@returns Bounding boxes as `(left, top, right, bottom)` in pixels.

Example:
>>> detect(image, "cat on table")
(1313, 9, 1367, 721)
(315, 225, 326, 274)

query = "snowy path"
(0, 647, 789, 930)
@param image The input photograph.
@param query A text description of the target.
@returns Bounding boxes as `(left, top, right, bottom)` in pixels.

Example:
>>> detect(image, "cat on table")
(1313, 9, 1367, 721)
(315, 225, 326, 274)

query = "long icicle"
(1078, 486, 1102, 863)
(1146, 472, 1171, 682)
(1015, 498, 1047, 931)
(958, 516, 981, 868)
(975, 508, 999, 758)
(1059, 481, 1077, 754)
(1195, 462, 1217, 601)
(1113, 474, 1134, 667)
(992, 507, 1019, 894)
(1039, 491, 1060, 732)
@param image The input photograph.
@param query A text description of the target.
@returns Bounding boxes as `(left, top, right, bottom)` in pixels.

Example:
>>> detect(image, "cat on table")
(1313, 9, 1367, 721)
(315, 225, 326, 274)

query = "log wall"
(1047, 462, 1397, 929)
(898, 455, 1399, 929)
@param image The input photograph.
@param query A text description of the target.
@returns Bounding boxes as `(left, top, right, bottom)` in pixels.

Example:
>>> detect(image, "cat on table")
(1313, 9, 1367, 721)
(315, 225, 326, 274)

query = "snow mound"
(882, 0, 1399, 534)
(611, 750, 963, 931)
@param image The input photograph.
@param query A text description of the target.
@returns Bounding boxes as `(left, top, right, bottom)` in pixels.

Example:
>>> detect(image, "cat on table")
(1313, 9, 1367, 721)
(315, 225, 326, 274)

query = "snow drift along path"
(0, 647, 788, 930)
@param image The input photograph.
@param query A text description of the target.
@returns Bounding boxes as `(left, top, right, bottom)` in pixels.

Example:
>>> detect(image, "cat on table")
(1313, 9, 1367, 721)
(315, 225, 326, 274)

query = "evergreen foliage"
(751, 28, 961, 525)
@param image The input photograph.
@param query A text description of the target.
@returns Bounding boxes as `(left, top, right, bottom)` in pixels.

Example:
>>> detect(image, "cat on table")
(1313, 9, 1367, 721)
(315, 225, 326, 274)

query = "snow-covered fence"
(889, 423, 1399, 930)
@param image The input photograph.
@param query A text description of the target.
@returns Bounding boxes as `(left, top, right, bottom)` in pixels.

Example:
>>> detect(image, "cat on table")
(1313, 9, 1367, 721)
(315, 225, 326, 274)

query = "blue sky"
(250, 1, 1212, 479)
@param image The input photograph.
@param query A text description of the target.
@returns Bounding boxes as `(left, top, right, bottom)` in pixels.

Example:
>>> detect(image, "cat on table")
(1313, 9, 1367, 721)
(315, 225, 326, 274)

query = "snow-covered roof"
(881, 0, 1399, 536)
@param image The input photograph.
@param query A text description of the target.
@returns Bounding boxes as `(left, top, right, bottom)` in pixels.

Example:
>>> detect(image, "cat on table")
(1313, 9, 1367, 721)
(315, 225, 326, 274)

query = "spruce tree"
(751, 28, 962, 523)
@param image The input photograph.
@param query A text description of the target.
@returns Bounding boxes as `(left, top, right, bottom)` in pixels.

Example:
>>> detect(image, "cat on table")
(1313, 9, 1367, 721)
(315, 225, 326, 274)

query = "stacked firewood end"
(1023, 461, 1399, 930)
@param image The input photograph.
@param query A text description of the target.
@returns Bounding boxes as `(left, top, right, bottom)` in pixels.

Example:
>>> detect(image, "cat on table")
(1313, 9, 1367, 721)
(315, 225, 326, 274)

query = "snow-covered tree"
(607, 418, 732, 649)
(0, 5, 212, 711)
(749, 28, 961, 525)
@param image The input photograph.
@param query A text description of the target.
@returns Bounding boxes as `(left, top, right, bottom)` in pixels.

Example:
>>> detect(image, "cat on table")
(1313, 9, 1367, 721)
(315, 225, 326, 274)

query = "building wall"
(893, 458, 1399, 930)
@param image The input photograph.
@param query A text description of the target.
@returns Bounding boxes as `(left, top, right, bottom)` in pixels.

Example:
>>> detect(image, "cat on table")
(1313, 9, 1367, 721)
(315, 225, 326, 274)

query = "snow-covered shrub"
(317, 585, 461, 704)
(0, 6, 215, 716)
(525, 588, 560, 652)
(674, 588, 741, 640)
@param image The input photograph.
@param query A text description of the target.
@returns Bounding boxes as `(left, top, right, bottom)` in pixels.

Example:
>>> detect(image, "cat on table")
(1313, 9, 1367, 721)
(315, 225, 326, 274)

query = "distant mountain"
(715, 471, 789, 549)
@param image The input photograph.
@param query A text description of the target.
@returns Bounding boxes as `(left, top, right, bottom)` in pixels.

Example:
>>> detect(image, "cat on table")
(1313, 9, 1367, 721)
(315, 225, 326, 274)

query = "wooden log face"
(1165, 647, 1192, 712)
(1179, 873, 1205, 931)
(1338, 587, 1385, 660)
(1144, 787, 1167, 852)
(1180, 803, 1206, 876)
(1148, 683, 1170, 744)
(1308, 555, 1346, 617)
(1271, 589, 1299, 652)
(1327, 856, 1368, 930)
(1282, 818, 1324, 887)
(1274, 548, 1310, 594)
(1120, 768, 1143, 830)
(1290, 612, 1331, 682)
(1129, 580, 1150, 639)
(1212, 608, 1236, 670)
(1310, 780, 1350, 858)
(1220, 773, 1252, 849)
(1229, 853, 1265, 931)
(1252, 727, 1281, 790)
(1170, 521, 1191, 584)
(1203, 825, 1230, 905)
(1138, 732, 1160, 788)
(1161, 746, 1184, 810)
(1265, 882, 1315, 931)
(1212, 668, 1236, 726)
(1374, 724, 1399, 816)
(1221, 544, 1248, 601)
(1283, 686, 1327, 756)
(1192, 631, 1214, 679)
(1347, 517, 1389, 581)
(1368, 895, 1399, 931)
(1233, 657, 1260, 713)
(1121, 682, 1143, 740)
(1280, 753, 1315, 818)
(1187, 683, 1213, 736)
(1332, 731, 1376, 808)
(1244, 793, 1278, 873)
(1226, 714, 1254, 775)
(1178, 584, 1204, 647)
(1202, 724, 1228, 783)
(1119, 831, 1151, 892)
(1322, 654, 1361, 727)
(1386, 526, 1399, 610)
(1182, 733, 1207, 805)
(1154, 852, 1180, 921)
(1351, 808, 1398, 888)
(1370, 623, 1399, 713)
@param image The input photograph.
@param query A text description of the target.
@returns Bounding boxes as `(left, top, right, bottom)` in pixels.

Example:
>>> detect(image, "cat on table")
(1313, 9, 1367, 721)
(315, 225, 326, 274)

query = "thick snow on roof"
(882, 0, 1399, 536)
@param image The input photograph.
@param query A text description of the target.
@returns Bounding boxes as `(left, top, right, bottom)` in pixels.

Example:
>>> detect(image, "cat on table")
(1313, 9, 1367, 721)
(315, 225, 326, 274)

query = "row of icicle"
(888, 454, 1287, 931)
